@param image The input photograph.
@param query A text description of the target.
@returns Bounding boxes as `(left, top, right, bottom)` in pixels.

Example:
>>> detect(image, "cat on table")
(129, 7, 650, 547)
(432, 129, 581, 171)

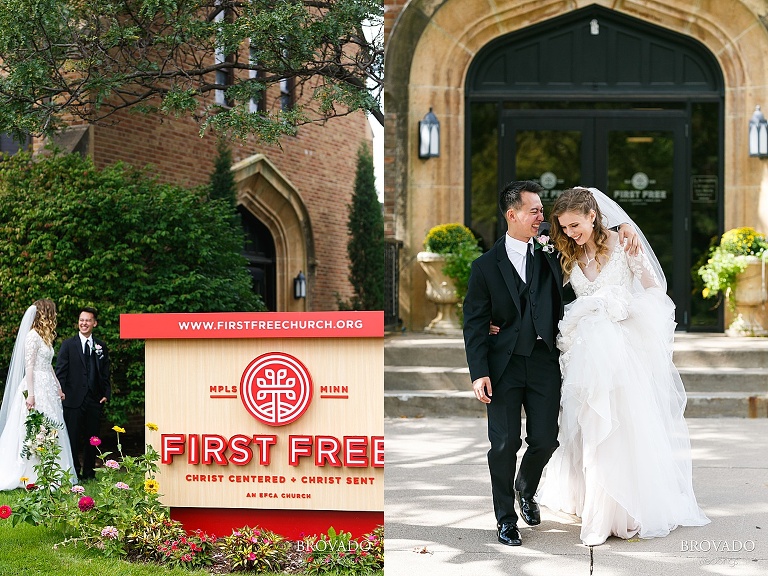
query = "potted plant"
(697, 226, 768, 336)
(417, 223, 481, 334)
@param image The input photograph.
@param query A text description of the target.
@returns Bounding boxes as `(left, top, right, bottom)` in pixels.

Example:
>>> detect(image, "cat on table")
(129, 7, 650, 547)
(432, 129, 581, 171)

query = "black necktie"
(525, 243, 534, 283)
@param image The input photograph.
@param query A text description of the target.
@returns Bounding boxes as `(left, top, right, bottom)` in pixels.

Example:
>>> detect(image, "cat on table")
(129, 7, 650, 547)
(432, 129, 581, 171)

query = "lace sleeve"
(24, 330, 40, 397)
(626, 250, 661, 290)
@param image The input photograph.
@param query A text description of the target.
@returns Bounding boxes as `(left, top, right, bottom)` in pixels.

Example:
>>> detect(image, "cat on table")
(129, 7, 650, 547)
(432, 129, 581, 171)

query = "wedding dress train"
(540, 244, 709, 545)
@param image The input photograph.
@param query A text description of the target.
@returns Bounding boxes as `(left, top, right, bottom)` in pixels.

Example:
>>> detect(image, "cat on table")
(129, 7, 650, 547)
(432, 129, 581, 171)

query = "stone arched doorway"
(464, 5, 724, 330)
(232, 154, 314, 312)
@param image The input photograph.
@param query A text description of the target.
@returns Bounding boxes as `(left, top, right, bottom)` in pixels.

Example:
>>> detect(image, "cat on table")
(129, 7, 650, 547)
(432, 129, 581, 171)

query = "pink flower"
(115, 482, 129, 490)
(90, 436, 101, 447)
(0, 505, 11, 519)
(101, 526, 118, 539)
(247, 552, 257, 561)
(104, 460, 120, 469)
(250, 536, 259, 543)
(78, 496, 95, 511)
(181, 554, 192, 562)
(71, 485, 85, 493)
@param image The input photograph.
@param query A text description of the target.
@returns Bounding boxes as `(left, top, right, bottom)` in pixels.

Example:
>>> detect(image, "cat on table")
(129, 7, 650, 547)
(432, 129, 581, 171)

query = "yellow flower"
(19, 476, 29, 483)
(144, 479, 159, 494)
(145, 422, 158, 431)
(112, 425, 126, 434)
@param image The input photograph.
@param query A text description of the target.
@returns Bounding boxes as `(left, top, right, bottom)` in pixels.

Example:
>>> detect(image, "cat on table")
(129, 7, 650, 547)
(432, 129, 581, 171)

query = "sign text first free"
(162, 433, 384, 468)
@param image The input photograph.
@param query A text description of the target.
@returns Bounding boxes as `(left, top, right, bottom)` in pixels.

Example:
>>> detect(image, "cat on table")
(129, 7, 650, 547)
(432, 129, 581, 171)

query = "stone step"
(384, 390, 768, 419)
(384, 337, 467, 368)
(385, 365, 768, 393)
(385, 334, 768, 369)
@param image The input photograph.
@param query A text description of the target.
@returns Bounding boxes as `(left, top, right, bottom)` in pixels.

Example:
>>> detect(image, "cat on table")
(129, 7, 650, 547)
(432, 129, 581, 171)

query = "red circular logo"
(240, 352, 313, 426)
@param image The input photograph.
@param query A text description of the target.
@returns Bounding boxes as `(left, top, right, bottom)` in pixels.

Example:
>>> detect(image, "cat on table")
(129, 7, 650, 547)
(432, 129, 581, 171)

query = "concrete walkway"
(384, 417, 768, 576)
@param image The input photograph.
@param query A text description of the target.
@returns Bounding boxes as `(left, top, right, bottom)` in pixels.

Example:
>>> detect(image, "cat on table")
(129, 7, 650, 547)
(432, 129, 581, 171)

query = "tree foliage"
(0, 0, 383, 141)
(339, 143, 383, 310)
(209, 138, 237, 206)
(0, 151, 266, 422)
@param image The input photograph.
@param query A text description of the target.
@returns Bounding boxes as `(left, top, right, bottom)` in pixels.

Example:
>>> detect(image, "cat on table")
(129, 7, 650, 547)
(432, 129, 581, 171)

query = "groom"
(463, 180, 564, 546)
(56, 307, 111, 480)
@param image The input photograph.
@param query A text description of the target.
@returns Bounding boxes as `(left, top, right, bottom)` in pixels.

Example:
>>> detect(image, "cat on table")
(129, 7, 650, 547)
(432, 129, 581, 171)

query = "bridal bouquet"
(21, 395, 62, 460)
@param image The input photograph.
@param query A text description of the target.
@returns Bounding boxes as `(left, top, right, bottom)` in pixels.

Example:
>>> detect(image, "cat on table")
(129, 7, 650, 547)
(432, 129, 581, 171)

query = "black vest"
(511, 264, 537, 357)
(86, 343, 99, 395)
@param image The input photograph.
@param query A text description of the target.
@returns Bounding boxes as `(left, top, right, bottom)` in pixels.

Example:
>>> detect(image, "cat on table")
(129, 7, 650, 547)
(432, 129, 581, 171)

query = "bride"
(539, 187, 709, 545)
(0, 299, 78, 490)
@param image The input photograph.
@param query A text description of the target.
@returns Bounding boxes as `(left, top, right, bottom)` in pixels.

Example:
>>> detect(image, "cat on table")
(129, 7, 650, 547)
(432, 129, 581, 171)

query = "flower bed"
(1, 422, 384, 574)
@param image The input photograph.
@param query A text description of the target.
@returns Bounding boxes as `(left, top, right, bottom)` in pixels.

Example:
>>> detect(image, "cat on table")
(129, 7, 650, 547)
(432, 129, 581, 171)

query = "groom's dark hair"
(499, 180, 544, 215)
(80, 306, 98, 320)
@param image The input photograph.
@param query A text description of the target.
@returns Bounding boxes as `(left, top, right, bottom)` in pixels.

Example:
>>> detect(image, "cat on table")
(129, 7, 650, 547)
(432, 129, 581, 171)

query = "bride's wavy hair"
(550, 188, 610, 276)
(32, 298, 57, 347)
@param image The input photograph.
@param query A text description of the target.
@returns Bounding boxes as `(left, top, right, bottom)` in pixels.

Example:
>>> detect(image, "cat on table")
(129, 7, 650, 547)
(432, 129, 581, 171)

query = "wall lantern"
(418, 108, 440, 159)
(749, 105, 768, 158)
(293, 271, 306, 299)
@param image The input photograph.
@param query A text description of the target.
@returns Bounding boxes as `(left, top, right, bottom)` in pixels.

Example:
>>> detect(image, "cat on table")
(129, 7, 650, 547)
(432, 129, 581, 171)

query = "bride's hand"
(25, 394, 35, 410)
(58, 390, 65, 400)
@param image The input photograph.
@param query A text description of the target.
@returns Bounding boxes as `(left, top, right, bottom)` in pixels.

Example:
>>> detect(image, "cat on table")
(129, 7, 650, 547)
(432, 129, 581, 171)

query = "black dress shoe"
(497, 522, 522, 546)
(516, 491, 541, 526)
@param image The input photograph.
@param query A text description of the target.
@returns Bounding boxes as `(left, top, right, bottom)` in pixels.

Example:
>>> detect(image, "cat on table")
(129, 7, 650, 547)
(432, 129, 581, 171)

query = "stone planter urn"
(417, 251, 462, 335)
(726, 256, 768, 336)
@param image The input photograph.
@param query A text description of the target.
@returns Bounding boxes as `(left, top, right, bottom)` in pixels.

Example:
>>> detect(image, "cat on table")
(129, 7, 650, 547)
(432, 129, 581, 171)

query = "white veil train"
(0, 304, 36, 438)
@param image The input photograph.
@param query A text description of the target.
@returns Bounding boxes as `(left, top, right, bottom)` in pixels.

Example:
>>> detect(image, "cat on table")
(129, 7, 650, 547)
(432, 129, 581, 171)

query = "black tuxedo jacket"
(56, 335, 111, 408)
(463, 236, 565, 385)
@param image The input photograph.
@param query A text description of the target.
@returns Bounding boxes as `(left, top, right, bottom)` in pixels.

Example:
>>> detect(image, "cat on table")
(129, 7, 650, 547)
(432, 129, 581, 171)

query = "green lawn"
(0, 490, 210, 575)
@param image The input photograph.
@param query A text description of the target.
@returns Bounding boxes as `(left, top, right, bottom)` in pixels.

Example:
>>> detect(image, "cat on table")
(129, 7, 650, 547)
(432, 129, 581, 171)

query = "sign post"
(120, 311, 383, 538)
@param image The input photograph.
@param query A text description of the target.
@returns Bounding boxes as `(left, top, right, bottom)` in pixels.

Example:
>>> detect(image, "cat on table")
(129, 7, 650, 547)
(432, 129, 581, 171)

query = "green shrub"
(698, 226, 768, 308)
(125, 508, 188, 562)
(303, 525, 383, 575)
(0, 151, 266, 422)
(340, 143, 384, 311)
(423, 223, 476, 254)
(719, 226, 768, 256)
(220, 525, 290, 572)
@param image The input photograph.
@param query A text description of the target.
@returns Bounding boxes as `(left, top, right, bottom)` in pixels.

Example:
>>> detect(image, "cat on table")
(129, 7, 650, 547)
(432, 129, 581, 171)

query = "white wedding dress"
(540, 242, 710, 545)
(0, 330, 77, 490)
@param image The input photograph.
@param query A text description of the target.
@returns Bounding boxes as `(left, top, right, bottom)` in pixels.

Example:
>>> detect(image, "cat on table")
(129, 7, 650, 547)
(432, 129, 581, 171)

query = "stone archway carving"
(232, 154, 314, 312)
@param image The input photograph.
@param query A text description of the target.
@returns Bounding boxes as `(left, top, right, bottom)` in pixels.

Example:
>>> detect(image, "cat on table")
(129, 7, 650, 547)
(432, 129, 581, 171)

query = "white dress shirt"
(79, 333, 93, 354)
(504, 234, 534, 283)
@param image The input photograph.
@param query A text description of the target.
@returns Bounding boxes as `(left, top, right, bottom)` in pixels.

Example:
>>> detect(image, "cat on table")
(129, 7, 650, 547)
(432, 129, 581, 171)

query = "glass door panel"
(597, 115, 687, 325)
(606, 130, 675, 288)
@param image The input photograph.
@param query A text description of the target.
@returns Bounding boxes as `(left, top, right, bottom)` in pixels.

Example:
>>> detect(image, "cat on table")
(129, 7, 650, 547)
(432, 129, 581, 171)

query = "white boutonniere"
(93, 343, 104, 359)
(535, 235, 555, 253)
